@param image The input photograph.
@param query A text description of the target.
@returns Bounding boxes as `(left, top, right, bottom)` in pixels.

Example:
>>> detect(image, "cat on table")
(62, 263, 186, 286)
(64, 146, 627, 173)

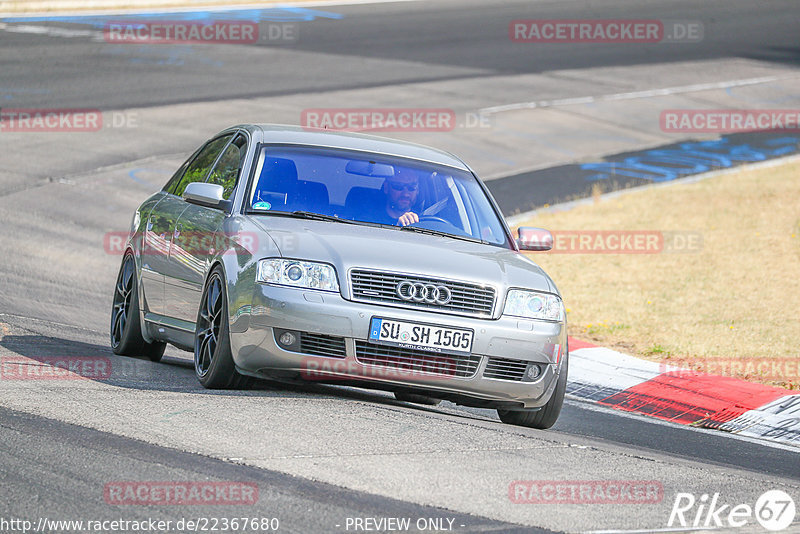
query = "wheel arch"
(121, 246, 160, 345)
(211, 249, 257, 330)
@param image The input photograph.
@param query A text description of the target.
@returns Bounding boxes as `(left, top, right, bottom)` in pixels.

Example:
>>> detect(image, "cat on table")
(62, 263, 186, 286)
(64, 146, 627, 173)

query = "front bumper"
(231, 285, 566, 409)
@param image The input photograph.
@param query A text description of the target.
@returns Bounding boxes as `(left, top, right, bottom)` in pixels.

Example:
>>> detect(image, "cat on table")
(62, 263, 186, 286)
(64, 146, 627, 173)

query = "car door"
(139, 166, 190, 318)
(141, 134, 232, 318)
(165, 133, 247, 323)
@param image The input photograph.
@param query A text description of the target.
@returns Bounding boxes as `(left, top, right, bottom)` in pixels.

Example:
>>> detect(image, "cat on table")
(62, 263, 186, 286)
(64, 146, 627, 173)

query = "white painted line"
(0, 0, 420, 19)
(600, 77, 779, 101)
(505, 153, 800, 227)
(584, 527, 719, 534)
(481, 76, 782, 115)
(0, 22, 99, 38)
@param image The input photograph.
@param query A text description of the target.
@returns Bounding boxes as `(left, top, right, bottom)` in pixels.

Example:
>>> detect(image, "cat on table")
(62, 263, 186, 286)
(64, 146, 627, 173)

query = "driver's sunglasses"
(388, 182, 419, 192)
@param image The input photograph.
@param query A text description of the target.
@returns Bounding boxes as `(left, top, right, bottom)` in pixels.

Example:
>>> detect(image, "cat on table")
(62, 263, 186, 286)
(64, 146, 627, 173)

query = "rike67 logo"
(668, 490, 796, 531)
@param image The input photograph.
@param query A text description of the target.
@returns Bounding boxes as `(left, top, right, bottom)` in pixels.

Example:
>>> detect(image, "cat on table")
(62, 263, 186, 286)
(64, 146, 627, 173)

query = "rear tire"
(110, 253, 166, 362)
(394, 391, 441, 406)
(497, 347, 568, 429)
(194, 267, 252, 389)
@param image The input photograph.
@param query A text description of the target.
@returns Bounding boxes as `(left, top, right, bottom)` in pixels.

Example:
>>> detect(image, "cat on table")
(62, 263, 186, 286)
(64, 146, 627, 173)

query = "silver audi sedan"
(110, 124, 568, 428)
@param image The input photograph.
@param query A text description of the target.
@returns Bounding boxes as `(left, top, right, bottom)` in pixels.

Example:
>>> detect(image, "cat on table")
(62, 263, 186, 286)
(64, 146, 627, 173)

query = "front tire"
(110, 253, 166, 362)
(497, 348, 568, 429)
(194, 267, 251, 389)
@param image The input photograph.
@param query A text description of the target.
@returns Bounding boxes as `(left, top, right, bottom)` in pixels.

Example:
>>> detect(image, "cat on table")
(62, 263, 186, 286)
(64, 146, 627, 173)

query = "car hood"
(249, 216, 557, 295)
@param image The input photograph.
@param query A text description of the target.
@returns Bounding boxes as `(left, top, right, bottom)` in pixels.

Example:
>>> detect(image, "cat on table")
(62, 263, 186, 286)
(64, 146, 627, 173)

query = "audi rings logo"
(396, 281, 452, 305)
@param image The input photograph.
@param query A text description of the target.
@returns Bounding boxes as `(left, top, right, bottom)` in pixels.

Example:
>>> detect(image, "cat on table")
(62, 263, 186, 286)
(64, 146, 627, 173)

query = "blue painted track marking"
(581, 136, 800, 182)
(128, 168, 169, 187)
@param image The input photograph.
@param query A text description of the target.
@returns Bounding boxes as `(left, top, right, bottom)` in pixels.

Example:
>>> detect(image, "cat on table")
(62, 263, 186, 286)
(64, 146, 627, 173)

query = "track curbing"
(566, 337, 800, 447)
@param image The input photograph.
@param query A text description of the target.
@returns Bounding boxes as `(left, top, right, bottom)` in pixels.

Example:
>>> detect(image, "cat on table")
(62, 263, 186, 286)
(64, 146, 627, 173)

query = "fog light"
(526, 364, 542, 380)
(279, 332, 297, 347)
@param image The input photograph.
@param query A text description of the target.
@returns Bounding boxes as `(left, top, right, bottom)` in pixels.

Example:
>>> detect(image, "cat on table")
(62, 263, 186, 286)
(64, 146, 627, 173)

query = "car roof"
(233, 124, 470, 171)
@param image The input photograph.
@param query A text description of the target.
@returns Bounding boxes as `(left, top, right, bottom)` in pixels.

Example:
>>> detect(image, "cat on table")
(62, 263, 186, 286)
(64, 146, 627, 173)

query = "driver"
(379, 168, 420, 226)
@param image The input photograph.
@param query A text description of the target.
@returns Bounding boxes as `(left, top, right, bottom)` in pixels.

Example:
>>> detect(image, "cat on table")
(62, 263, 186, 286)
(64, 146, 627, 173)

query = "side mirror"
(517, 227, 553, 251)
(183, 182, 230, 211)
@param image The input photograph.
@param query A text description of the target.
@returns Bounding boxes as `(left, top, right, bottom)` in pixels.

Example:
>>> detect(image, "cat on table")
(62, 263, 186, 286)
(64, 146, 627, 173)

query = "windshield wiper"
(399, 225, 483, 244)
(290, 211, 362, 225)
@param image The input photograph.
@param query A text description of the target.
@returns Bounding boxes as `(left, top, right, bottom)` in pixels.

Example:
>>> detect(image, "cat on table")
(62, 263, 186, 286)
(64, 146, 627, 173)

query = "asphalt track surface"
(2, 0, 799, 110)
(1, 1, 800, 532)
(0, 406, 536, 533)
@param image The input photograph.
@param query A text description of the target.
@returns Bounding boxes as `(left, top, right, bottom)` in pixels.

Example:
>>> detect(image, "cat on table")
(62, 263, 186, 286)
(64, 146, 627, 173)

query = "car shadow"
(0, 334, 471, 418)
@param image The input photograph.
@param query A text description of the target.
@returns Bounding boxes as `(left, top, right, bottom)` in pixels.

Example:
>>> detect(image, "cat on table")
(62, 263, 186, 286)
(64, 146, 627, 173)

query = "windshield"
(247, 146, 510, 247)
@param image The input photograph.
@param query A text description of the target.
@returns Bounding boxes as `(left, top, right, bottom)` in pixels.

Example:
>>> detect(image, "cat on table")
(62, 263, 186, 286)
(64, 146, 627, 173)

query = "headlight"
(503, 290, 564, 321)
(256, 259, 339, 292)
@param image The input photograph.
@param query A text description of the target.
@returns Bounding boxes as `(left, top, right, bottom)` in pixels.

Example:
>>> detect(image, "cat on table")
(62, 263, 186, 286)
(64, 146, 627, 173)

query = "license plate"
(368, 317, 474, 356)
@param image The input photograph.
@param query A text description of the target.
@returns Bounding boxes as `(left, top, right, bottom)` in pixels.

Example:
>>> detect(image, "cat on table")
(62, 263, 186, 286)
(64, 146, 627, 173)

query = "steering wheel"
(415, 215, 451, 225)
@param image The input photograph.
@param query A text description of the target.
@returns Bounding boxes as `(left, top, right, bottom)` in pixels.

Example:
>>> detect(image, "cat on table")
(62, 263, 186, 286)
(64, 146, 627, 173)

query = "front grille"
(354, 341, 480, 378)
(484, 357, 528, 381)
(349, 269, 496, 317)
(298, 332, 347, 359)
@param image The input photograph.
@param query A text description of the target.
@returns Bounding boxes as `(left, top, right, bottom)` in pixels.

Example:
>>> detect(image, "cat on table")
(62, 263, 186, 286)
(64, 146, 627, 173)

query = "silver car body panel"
(123, 125, 566, 409)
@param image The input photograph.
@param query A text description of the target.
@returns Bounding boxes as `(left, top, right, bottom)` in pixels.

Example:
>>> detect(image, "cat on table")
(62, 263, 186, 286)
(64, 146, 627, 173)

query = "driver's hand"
(397, 212, 419, 227)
